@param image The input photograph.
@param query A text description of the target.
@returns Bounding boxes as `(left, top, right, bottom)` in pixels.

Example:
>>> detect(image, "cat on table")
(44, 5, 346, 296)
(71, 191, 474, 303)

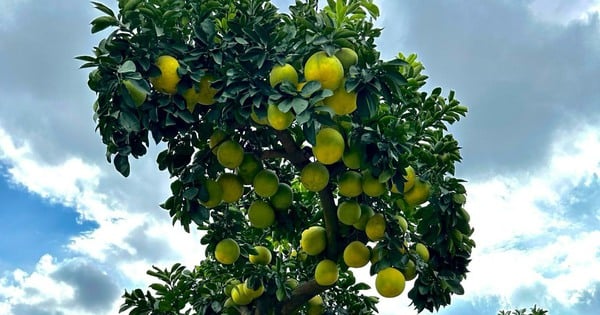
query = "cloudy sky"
(0, 0, 599, 314)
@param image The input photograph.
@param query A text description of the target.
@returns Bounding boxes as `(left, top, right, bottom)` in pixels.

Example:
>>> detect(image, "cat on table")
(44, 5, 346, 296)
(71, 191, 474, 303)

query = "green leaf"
(114, 154, 130, 177)
(92, 1, 115, 17)
(90, 16, 118, 33)
(290, 97, 309, 114)
(118, 60, 137, 73)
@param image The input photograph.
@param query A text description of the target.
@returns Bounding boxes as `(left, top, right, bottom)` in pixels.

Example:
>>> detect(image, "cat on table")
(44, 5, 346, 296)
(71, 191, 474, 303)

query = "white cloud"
(528, 0, 600, 24)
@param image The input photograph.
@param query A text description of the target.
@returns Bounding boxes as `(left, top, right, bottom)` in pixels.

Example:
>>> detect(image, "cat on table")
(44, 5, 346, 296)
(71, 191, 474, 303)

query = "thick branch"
(319, 186, 340, 260)
(279, 280, 330, 314)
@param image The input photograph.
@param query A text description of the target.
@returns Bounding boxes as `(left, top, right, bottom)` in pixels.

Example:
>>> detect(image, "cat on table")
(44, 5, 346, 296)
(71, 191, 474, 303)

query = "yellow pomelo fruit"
(403, 259, 417, 281)
(215, 238, 240, 265)
(396, 215, 408, 233)
(300, 162, 329, 192)
(334, 47, 358, 72)
(323, 81, 357, 115)
(248, 200, 275, 228)
(353, 204, 374, 230)
(253, 169, 279, 197)
(201, 179, 222, 208)
(217, 140, 244, 170)
(150, 55, 180, 94)
(337, 200, 361, 225)
(342, 146, 363, 170)
(209, 129, 227, 155)
(343, 241, 370, 268)
(242, 281, 265, 299)
(314, 259, 339, 286)
(250, 107, 269, 125)
(338, 171, 362, 197)
(267, 104, 294, 130)
(285, 278, 299, 289)
(308, 295, 324, 315)
(375, 267, 405, 298)
(249, 245, 272, 265)
(123, 79, 147, 107)
(217, 173, 244, 203)
(270, 183, 293, 210)
(269, 63, 299, 87)
(231, 283, 253, 305)
(224, 279, 241, 296)
(313, 127, 345, 165)
(391, 166, 416, 194)
(304, 51, 344, 90)
(415, 243, 430, 262)
(365, 213, 386, 241)
(404, 179, 431, 206)
(183, 75, 218, 111)
(362, 171, 386, 197)
(300, 226, 327, 256)
(237, 153, 263, 185)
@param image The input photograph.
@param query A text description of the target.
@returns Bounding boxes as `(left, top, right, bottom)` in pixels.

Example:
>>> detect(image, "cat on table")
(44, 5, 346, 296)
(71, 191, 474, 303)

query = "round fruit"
(284, 278, 299, 289)
(375, 267, 406, 298)
(308, 295, 324, 315)
(242, 281, 265, 299)
(304, 51, 344, 90)
(122, 79, 146, 107)
(209, 129, 227, 155)
(353, 204, 374, 230)
(404, 179, 431, 206)
(270, 183, 293, 210)
(267, 104, 294, 130)
(403, 259, 417, 281)
(323, 81, 357, 115)
(337, 200, 361, 225)
(248, 200, 275, 228)
(314, 259, 339, 286)
(300, 226, 327, 256)
(300, 162, 329, 192)
(215, 238, 240, 265)
(150, 55, 180, 94)
(249, 245, 272, 265)
(250, 107, 269, 125)
(338, 171, 362, 197)
(253, 169, 279, 197)
(362, 171, 386, 197)
(201, 179, 223, 208)
(269, 63, 299, 87)
(217, 140, 244, 170)
(313, 127, 345, 165)
(342, 146, 363, 169)
(334, 47, 358, 72)
(343, 241, 370, 268)
(396, 215, 408, 233)
(237, 153, 263, 185)
(391, 166, 416, 194)
(365, 213, 386, 241)
(224, 279, 241, 296)
(183, 75, 218, 111)
(217, 173, 244, 203)
(231, 283, 253, 305)
(415, 243, 430, 262)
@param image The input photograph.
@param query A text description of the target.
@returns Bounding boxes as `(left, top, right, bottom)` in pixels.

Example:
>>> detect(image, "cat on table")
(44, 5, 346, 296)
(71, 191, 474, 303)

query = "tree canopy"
(79, 0, 474, 314)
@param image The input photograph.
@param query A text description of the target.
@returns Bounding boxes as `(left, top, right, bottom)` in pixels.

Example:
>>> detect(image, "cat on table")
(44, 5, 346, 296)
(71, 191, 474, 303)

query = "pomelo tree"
(79, 0, 474, 314)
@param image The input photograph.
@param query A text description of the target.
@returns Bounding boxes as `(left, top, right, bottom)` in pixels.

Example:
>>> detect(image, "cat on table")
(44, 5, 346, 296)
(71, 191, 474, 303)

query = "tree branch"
(279, 280, 330, 314)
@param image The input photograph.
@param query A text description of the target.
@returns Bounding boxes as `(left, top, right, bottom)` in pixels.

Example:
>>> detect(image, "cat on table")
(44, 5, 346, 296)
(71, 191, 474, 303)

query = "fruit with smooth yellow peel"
(314, 259, 339, 286)
(375, 267, 405, 298)
(270, 183, 293, 210)
(253, 169, 279, 197)
(362, 171, 386, 197)
(201, 179, 222, 208)
(391, 166, 417, 194)
(365, 213, 386, 241)
(337, 200, 361, 225)
(338, 171, 362, 197)
(300, 162, 329, 192)
(209, 129, 227, 155)
(217, 173, 244, 203)
(415, 243, 430, 262)
(237, 153, 262, 185)
(215, 238, 240, 265)
(217, 140, 245, 170)
(248, 200, 275, 228)
(334, 47, 358, 72)
(304, 51, 344, 90)
(249, 245, 272, 265)
(183, 75, 219, 111)
(150, 55, 180, 94)
(267, 104, 294, 130)
(353, 204, 374, 230)
(313, 127, 345, 165)
(343, 241, 370, 268)
(323, 80, 357, 115)
(269, 63, 299, 87)
(404, 179, 431, 206)
(300, 226, 327, 256)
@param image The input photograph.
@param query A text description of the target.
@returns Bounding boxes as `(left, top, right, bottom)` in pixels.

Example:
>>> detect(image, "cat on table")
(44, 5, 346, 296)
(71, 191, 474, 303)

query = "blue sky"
(0, 0, 599, 314)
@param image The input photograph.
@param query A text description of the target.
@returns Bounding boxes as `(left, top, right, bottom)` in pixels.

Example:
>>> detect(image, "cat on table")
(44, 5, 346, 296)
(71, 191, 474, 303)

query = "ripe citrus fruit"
(201, 179, 222, 208)
(403, 259, 417, 281)
(224, 279, 241, 296)
(248, 200, 275, 228)
(253, 169, 279, 197)
(362, 170, 386, 197)
(215, 238, 240, 265)
(342, 146, 363, 169)
(415, 243, 430, 262)
(353, 204, 374, 230)
(375, 267, 405, 298)
(122, 79, 147, 107)
(313, 127, 345, 165)
(284, 278, 299, 289)
(365, 213, 386, 241)
(209, 129, 227, 155)
(314, 259, 339, 286)
(150, 55, 180, 94)
(267, 104, 294, 130)
(337, 200, 361, 225)
(242, 281, 265, 299)
(183, 75, 218, 111)
(300, 226, 327, 256)
(269, 63, 299, 87)
(343, 241, 370, 268)
(231, 283, 253, 305)
(391, 166, 416, 194)
(249, 245, 272, 265)
(217, 140, 245, 170)
(237, 153, 263, 185)
(308, 295, 324, 315)
(217, 173, 244, 203)
(323, 80, 357, 115)
(304, 51, 344, 90)
(338, 171, 362, 197)
(404, 179, 431, 206)
(270, 183, 293, 210)
(334, 47, 358, 72)
(300, 162, 329, 192)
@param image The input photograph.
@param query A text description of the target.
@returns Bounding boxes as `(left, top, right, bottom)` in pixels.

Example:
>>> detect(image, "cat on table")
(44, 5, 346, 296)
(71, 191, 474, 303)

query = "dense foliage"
(80, 0, 474, 314)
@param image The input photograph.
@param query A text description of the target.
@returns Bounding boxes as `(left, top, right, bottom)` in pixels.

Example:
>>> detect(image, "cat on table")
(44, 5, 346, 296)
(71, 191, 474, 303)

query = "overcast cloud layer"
(1, 0, 599, 314)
